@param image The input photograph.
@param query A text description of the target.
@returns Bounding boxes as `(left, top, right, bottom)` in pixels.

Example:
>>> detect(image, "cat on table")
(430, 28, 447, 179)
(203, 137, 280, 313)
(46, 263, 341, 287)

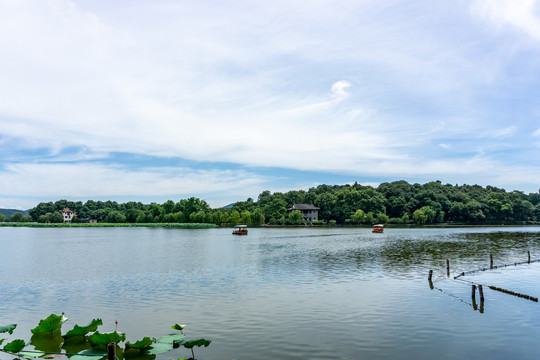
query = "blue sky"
(1, 0, 540, 210)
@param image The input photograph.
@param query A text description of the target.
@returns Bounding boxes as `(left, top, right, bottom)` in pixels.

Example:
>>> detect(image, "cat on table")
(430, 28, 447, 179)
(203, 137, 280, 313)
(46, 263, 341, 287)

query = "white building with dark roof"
(59, 208, 76, 223)
(287, 203, 320, 223)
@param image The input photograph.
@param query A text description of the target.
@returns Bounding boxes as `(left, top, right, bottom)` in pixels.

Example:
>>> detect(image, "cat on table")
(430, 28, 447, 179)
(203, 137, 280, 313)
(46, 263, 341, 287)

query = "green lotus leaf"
(144, 342, 174, 355)
(125, 337, 155, 350)
(181, 339, 211, 349)
(3, 339, 26, 353)
(62, 338, 93, 355)
(0, 338, 5, 346)
(123, 351, 156, 360)
(156, 333, 185, 345)
(69, 348, 107, 360)
(169, 324, 186, 331)
(30, 332, 64, 353)
(88, 331, 126, 346)
(19, 350, 47, 359)
(64, 319, 103, 338)
(31, 313, 67, 334)
(0, 324, 17, 334)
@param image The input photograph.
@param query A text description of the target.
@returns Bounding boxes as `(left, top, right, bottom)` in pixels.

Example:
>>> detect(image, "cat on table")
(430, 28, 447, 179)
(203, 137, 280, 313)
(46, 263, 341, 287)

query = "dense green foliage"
(24, 180, 540, 226)
(0, 222, 217, 228)
(0, 212, 33, 223)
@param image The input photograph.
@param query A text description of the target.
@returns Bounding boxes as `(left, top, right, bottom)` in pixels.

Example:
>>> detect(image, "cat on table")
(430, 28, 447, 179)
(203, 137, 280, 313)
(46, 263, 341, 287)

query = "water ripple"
(2, 227, 540, 359)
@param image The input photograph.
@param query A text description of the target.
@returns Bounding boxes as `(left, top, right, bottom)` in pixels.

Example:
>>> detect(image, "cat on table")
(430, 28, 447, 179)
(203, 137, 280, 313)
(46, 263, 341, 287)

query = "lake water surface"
(1, 227, 540, 359)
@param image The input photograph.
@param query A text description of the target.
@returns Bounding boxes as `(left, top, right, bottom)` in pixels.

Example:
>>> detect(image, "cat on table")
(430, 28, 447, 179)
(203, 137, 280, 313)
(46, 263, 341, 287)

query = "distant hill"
(0, 208, 30, 218)
(222, 203, 236, 209)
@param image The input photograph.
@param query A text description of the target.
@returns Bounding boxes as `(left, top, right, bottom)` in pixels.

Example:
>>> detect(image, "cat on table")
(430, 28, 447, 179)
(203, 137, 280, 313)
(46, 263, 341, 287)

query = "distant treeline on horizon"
(4, 180, 540, 225)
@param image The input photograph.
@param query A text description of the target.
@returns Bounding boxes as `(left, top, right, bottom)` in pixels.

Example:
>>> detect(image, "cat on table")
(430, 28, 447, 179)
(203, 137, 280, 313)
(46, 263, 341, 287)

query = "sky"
(1, 0, 540, 210)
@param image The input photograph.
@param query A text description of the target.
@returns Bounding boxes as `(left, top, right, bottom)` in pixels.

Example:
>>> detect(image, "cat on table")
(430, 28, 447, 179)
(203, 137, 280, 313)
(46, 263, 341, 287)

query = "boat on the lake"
(233, 225, 248, 235)
(372, 224, 384, 233)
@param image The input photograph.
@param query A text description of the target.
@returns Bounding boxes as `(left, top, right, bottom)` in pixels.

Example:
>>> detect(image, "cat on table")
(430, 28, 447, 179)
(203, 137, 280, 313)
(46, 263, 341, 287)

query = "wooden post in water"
(478, 284, 484, 302)
(428, 270, 433, 281)
(107, 343, 116, 360)
(446, 259, 450, 277)
(490, 254, 493, 269)
(472, 284, 477, 300)
(528, 251, 531, 264)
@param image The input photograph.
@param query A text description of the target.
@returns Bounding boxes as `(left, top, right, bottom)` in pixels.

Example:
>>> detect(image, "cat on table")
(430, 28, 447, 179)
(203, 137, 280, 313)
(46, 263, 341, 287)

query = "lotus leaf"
(64, 319, 103, 338)
(19, 350, 47, 359)
(3, 339, 26, 353)
(143, 342, 174, 355)
(125, 337, 155, 350)
(181, 339, 211, 349)
(31, 313, 67, 334)
(156, 333, 185, 346)
(0, 338, 5, 346)
(169, 324, 186, 332)
(62, 339, 93, 355)
(0, 324, 17, 334)
(69, 348, 106, 360)
(88, 331, 126, 346)
(30, 332, 64, 353)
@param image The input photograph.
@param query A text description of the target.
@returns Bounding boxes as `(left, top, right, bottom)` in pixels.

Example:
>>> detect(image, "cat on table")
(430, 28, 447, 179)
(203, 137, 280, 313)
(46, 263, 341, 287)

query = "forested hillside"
(0, 208, 29, 217)
(0, 208, 30, 222)
(23, 180, 540, 225)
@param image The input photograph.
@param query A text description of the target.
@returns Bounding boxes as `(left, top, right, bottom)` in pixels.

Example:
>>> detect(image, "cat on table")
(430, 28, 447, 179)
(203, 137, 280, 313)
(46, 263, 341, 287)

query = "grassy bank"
(0, 222, 218, 229)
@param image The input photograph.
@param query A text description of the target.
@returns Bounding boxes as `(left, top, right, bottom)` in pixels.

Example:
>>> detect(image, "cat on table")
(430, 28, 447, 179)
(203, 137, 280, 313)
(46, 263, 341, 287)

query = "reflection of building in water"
(287, 203, 320, 223)
(59, 208, 76, 223)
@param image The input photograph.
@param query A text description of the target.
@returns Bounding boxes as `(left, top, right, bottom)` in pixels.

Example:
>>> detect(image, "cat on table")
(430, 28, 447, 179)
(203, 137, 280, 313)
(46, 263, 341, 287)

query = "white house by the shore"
(59, 208, 76, 223)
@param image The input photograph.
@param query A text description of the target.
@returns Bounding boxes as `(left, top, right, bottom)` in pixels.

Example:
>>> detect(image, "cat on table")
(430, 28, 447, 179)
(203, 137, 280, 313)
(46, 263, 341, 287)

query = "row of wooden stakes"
(428, 251, 538, 303)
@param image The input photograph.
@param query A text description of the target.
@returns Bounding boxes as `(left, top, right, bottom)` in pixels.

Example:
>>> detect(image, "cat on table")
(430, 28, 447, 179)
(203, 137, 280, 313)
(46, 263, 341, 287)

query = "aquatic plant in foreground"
(1, 314, 211, 360)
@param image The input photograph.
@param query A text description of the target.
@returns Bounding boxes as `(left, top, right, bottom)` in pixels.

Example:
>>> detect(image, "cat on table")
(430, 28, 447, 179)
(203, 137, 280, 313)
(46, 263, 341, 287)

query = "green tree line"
(15, 180, 540, 226)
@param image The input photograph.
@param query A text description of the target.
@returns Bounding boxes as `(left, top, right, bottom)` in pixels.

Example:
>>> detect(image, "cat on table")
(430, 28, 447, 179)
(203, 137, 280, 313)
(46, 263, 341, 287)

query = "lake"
(1, 226, 540, 360)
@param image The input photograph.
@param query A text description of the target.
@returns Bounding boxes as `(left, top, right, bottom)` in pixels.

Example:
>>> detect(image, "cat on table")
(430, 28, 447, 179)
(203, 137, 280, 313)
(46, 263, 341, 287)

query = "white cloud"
(471, 0, 540, 41)
(0, 201, 25, 211)
(0, 162, 268, 202)
(489, 126, 517, 138)
(1, 0, 540, 208)
(0, 0, 483, 166)
(331, 80, 351, 98)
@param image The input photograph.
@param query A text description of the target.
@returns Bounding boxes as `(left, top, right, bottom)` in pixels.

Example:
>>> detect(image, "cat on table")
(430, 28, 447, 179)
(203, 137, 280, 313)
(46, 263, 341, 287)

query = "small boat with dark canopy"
(372, 224, 384, 233)
(233, 225, 248, 235)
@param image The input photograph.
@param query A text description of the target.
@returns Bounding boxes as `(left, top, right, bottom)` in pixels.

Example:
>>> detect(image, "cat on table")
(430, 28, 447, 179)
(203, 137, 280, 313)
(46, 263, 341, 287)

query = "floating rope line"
(453, 258, 540, 279)
(447, 256, 540, 302)
(429, 280, 475, 308)
(453, 277, 539, 302)
(428, 253, 540, 305)
(488, 286, 538, 302)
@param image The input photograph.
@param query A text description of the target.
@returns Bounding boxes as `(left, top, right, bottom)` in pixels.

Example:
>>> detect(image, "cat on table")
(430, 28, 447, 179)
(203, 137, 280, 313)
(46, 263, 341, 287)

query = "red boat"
(233, 225, 248, 235)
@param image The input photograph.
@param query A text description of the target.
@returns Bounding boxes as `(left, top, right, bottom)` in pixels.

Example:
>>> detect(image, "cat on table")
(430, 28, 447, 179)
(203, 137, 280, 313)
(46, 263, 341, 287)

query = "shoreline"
(1, 223, 539, 229)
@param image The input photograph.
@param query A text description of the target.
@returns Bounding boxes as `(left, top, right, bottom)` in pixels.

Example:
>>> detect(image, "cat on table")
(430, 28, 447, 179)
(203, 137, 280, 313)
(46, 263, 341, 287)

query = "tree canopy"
(25, 180, 540, 226)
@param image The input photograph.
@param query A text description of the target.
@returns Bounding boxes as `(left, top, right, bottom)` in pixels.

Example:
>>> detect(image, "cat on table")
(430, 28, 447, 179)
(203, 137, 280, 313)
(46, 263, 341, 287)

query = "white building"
(59, 208, 76, 223)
